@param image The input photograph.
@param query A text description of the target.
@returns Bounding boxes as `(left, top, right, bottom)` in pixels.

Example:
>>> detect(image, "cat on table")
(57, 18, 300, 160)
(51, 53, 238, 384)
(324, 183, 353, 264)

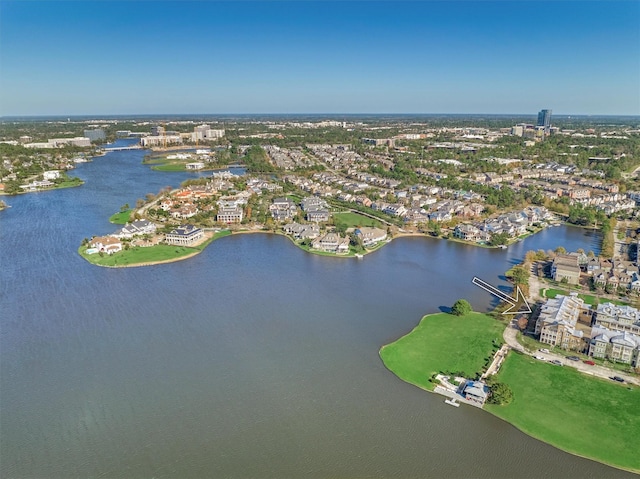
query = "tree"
(517, 316, 529, 331)
(487, 382, 513, 405)
(525, 250, 537, 264)
(451, 299, 472, 316)
(489, 232, 509, 246)
(510, 265, 529, 286)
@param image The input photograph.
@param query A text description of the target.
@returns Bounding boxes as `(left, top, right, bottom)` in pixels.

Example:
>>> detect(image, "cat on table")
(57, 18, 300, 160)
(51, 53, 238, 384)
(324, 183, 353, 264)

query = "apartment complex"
(535, 294, 590, 351)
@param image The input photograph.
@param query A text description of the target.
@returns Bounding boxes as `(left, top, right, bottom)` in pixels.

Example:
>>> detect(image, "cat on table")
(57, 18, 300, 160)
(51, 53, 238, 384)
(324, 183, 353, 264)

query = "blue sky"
(1, 1, 639, 116)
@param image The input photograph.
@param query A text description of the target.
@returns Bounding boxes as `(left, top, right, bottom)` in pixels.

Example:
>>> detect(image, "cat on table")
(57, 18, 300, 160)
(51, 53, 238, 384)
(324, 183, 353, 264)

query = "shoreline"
(0, 180, 84, 196)
(80, 222, 565, 268)
(380, 311, 640, 475)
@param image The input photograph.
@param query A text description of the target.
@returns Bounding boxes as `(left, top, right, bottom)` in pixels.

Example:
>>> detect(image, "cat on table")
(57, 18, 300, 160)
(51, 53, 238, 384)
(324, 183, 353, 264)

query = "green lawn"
(79, 230, 233, 267)
(55, 178, 84, 189)
(486, 353, 640, 473)
(109, 210, 133, 224)
(380, 312, 505, 391)
(80, 244, 198, 266)
(151, 163, 188, 172)
(333, 212, 383, 229)
(540, 287, 626, 306)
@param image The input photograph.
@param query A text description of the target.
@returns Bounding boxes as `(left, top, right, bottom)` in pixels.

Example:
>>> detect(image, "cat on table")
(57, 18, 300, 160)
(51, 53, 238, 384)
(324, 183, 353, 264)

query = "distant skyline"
(1, 1, 639, 116)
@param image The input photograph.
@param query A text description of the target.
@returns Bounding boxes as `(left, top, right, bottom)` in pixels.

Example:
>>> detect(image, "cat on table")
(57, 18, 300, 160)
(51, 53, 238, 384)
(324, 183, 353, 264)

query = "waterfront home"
(283, 223, 320, 240)
(311, 232, 350, 254)
(354, 227, 387, 247)
(90, 236, 123, 255)
(459, 380, 489, 407)
(551, 254, 581, 284)
(454, 224, 478, 242)
(165, 225, 204, 246)
(20, 180, 54, 191)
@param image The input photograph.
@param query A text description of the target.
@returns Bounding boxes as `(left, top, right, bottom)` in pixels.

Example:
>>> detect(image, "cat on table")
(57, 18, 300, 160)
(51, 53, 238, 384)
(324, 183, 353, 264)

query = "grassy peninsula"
(380, 312, 505, 391)
(381, 310, 640, 473)
(109, 209, 133, 224)
(79, 230, 231, 267)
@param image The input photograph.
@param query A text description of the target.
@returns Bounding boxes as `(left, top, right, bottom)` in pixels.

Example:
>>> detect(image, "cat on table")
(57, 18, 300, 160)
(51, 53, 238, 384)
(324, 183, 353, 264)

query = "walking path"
(482, 344, 510, 378)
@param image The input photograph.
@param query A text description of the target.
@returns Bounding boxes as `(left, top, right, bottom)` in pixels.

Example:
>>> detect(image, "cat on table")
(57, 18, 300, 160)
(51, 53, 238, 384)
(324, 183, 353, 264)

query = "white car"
(533, 355, 546, 361)
(538, 348, 550, 353)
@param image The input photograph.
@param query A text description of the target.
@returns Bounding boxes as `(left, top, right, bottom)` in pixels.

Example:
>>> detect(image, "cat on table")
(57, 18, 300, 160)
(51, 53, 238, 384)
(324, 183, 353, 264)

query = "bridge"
(103, 145, 143, 151)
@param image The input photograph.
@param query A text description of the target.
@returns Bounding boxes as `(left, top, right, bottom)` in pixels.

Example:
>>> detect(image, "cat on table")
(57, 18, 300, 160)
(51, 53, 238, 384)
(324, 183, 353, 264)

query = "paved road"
(502, 319, 640, 386)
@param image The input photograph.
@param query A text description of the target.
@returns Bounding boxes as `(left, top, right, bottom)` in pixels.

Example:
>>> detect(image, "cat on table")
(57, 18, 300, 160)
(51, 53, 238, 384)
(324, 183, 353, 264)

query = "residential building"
(283, 223, 320, 240)
(594, 302, 640, 335)
(151, 125, 165, 136)
(551, 254, 581, 284)
(49, 137, 92, 148)
(536, 294, 589, 351)
(459, 380, 489, 407)
(311, 232, 350, 254)
(185, 162, 205, 170)
(306, 209, 330, 222)
(216, 205, 244, 223)
(192, 125, 225, 142)
(43, 170, 61, 180)
(589, 326, 640, 366)
(454, 224, 482, 242)
(270, 197, 297, 221)
(140, 135, 183, 147)
(165, 225, 204, 246)
(90, 236, 122, 254)
(20, 180, 54, 191)
(111, 220, 157, 239)
(301, 196, 328, 211)
(354, 227, 387, 246)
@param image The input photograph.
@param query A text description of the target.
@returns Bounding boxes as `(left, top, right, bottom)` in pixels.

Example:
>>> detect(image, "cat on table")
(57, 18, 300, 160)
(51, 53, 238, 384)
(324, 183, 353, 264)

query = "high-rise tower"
(537, 109, 552, 132)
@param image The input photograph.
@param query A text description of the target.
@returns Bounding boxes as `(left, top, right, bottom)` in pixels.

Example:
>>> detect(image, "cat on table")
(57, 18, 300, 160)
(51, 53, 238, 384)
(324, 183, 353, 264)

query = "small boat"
(355, 253, 363, 259)
(499, 245, 507, 250)
(444, 398, 460, 407)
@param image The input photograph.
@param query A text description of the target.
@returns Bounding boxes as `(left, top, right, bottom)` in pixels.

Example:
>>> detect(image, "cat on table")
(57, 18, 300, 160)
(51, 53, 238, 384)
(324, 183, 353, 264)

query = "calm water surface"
(1, 145, 630, 478)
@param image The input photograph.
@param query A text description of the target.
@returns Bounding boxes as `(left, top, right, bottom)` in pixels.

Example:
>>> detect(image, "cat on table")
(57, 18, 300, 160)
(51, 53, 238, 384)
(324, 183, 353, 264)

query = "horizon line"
(3, 112, 640, 119)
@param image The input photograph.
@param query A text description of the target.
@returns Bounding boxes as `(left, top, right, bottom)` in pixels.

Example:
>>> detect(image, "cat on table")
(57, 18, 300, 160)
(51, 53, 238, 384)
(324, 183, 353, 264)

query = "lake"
(1, 144, 628, 479)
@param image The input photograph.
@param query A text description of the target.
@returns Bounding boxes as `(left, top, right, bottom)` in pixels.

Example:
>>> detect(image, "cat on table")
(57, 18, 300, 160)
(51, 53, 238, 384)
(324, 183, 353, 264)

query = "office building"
(84, 129, 106, 142)
(537, 109, 552, 133)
